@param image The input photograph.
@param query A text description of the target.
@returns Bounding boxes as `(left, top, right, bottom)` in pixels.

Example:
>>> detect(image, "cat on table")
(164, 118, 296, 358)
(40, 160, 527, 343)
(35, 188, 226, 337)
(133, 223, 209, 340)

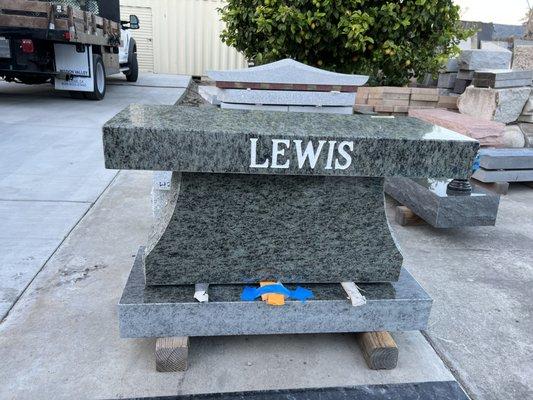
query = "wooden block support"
(155, 337, 189, 372)
(356, 331, 399, 370)
(395, 205, 425, 226)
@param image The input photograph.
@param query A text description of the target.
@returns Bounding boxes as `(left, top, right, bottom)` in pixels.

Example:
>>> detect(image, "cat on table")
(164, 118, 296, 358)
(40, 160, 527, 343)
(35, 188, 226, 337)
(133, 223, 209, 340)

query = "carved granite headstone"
(104, 105, 478, 285)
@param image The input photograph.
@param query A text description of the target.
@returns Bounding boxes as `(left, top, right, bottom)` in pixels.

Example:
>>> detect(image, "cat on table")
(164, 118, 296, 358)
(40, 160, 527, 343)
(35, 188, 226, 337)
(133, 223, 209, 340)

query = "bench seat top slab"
(103, 105, 478, 178)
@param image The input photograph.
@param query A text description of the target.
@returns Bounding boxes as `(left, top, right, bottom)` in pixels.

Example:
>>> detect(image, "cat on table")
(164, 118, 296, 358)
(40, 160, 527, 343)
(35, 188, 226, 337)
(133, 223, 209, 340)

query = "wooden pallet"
(0, 0, 120, 45)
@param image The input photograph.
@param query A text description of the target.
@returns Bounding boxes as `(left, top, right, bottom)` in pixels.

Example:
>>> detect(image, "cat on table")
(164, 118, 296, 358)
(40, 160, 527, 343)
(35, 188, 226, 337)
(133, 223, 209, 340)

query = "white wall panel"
(121, 0, 247, 76)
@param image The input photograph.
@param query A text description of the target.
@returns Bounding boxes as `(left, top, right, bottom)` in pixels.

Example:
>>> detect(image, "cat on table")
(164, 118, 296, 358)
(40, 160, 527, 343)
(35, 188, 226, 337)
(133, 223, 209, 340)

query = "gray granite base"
(145, 173, 403, 285)
(384, 177, 499, 228)
(473, 168, 533, 183)
(119, 248, 432, 338)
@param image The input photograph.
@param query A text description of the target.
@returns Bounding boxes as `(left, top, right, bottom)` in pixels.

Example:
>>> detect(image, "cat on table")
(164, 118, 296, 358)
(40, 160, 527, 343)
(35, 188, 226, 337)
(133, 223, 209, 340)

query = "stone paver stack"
(201, 59, 368, 115)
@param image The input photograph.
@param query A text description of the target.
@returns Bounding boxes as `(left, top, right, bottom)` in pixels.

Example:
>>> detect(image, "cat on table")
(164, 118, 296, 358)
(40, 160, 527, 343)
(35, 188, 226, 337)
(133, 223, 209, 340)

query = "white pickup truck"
(0, 0, 139, 100)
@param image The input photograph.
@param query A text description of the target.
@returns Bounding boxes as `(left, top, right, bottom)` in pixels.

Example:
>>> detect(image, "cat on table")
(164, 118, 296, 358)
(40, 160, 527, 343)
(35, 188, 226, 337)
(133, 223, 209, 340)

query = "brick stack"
(354, 87, 458, 115)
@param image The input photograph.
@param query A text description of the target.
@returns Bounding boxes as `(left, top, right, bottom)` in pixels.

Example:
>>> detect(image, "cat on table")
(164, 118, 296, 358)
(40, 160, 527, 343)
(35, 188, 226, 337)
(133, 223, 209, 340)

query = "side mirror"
(129, 15, 140, 30)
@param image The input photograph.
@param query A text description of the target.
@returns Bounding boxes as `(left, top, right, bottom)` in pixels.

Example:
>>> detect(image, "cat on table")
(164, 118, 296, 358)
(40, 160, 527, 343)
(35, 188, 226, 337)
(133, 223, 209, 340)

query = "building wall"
(120, 0, 247, 75)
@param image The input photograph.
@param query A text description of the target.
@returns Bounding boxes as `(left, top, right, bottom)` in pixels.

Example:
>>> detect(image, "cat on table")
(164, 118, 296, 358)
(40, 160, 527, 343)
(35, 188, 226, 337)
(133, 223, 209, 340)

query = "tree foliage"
(220, 0, 472, 86)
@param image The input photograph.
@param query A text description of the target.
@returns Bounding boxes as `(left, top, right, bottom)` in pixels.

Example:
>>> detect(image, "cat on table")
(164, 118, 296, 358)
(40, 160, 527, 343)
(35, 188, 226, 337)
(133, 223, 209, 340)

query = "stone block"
(512, 45, 533, 71)
(437, 95, 459, 110)
(384, 178, 499, 228)
(104, 105, 478, 179)
(521, 94, 533, 115)
(453, 79, 471, 94)
(520, 123, 533, 147)
(473, 69, 533, 88)
(445, 58, 459, 72)
(501, 125, 526, 148)
(478, 148, 533, 170)
(218, 89, 356, 107)
(457, 70, 475, 80)
(118, 248, 432, 338)
(408, 108, 505, 147)
(458, 86, 531, 123)
(438, 73, 457, 89)
(458, 49, 512, 70)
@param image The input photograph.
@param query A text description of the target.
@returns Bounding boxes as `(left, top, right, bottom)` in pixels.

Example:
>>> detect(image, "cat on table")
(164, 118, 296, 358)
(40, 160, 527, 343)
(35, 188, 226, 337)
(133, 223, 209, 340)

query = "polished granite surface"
(145, 173, 403, 285)
(103, 105, 478, 178)
(384, 177, 499, 228)
(120, 381, 469, 400)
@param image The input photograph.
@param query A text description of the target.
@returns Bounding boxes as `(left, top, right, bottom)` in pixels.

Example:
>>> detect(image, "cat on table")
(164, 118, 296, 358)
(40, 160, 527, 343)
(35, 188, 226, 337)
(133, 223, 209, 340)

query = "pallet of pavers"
(103, 106, 478, 371)
(473, 148, 533, 183)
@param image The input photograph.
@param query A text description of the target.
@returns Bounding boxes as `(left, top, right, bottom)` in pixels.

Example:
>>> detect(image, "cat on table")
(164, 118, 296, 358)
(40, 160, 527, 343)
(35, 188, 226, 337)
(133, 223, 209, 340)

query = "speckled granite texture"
(103, 105, 478, 179)
(119, 381, 469, 400)
(120, 248, 431, 338)
(384, 178, 499, 228)
(145, 173, 402, 285)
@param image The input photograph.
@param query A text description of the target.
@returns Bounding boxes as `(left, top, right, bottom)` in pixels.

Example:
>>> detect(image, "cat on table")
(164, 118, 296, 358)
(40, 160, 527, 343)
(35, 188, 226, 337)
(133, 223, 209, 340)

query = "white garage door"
(120, 6, 154, 72)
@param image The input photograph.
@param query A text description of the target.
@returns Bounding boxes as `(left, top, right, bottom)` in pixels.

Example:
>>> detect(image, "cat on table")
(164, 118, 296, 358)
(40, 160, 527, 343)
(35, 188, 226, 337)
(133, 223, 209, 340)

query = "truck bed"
(0, 0, 120, 45)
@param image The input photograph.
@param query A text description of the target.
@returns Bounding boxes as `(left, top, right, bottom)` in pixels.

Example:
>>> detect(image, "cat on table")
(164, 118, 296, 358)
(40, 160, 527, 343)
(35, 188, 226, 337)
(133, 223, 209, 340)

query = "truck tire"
(124, 39, 139, 82)
(125, 52, 139, 82)
(84, 54, 106, 100)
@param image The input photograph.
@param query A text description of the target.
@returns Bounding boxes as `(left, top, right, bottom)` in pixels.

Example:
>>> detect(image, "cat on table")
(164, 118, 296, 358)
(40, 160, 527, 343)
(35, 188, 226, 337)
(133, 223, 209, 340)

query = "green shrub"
(220, 0, 472, 86)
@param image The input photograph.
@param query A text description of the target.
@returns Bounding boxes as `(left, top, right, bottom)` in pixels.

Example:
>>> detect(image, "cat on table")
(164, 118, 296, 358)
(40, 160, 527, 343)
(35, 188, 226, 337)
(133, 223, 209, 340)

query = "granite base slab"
(478, 148, 533, 169)
(384, 177, 499, 228)
(472, 168, 533, 182)
(119, 249, 432, 338)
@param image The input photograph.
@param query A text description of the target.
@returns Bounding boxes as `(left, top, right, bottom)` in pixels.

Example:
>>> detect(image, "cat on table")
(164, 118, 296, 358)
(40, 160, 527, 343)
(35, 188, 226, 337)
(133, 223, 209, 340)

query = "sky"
(455, 0, 530, 25)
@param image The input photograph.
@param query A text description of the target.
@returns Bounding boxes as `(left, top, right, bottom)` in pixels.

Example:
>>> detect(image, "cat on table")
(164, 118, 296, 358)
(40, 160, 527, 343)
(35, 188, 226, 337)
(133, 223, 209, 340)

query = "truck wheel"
(124, 52, 139, 82)
(84, 54, 106, 100)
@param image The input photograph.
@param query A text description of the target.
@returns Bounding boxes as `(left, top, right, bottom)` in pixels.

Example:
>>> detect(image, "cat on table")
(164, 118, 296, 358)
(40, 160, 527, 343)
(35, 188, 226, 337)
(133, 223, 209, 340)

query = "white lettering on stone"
(271, 139, 290, 169)
(325, 140, 337, 170)
(249, 138, 269, 168)
(335, 141, 353, 170)
(249, 138, 355, 171)
(293, 139, 326, 169)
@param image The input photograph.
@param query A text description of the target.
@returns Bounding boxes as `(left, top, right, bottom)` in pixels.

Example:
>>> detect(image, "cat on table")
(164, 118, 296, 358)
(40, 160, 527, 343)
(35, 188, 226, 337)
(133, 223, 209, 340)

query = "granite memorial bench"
(103, 105, 478, 366)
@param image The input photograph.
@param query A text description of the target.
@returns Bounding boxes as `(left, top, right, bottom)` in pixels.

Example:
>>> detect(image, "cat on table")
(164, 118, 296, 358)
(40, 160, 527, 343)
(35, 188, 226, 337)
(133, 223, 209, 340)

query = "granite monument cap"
(103, 105, 479, 179)
(207, 58, 369, 89)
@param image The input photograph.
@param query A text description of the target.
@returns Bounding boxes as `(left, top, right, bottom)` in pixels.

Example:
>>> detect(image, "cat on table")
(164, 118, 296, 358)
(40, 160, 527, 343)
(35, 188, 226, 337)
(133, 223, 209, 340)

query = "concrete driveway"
(0, 73, 189, 320)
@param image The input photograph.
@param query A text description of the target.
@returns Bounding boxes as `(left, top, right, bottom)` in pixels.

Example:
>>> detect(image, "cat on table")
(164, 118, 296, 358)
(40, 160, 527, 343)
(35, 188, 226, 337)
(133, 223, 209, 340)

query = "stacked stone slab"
(473, 70, 533, 89)
(408, 108, 506, 147)
(103, 105, 478, 338)
(355, 87, 457, 114)
(203, 59, 368, 114)
(473, 148, 533, 183)
(458, 86, 531, 124)
(453, 48, 513, 94)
